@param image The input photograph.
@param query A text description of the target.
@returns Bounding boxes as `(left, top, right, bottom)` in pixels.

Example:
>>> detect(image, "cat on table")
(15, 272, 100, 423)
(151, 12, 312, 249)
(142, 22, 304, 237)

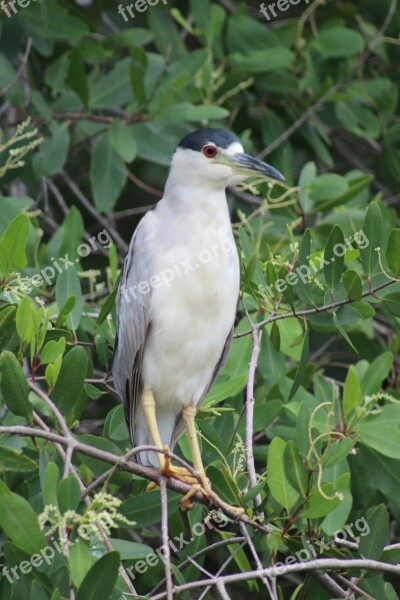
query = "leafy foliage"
(0, 0, 399, 599)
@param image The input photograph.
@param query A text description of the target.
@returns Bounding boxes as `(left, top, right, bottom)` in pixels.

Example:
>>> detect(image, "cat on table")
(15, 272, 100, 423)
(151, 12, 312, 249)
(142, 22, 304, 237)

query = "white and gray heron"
(113, 128, 284, 510)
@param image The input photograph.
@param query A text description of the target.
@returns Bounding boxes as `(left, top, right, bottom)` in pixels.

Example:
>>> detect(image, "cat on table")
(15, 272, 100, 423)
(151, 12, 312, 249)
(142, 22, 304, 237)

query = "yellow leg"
(141, 388, 197, 485)
(141, 387, 164, 469)
(183, 404, 211, 494)
(182, 404, 244, 515)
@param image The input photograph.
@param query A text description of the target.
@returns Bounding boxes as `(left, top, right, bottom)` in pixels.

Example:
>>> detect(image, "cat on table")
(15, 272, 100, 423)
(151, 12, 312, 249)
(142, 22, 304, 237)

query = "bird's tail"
(134, 404, 178, 468)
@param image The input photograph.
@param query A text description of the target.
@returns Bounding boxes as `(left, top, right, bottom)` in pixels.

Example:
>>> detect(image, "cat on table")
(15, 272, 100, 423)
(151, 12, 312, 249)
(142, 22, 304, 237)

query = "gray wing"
(170, 326, 235, 449)
(112, 213, 153, 443)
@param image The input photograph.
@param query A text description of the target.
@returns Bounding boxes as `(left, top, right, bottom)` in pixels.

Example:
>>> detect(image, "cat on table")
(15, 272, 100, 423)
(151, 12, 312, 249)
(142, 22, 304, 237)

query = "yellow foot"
(180, 474, 245, 516)
(161, 446, 198, 485)
(208, 490, 245, 516)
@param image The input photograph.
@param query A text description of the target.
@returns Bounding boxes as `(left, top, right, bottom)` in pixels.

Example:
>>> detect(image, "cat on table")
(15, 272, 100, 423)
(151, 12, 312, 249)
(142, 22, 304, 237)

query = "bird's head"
(170, 128, 285, 189)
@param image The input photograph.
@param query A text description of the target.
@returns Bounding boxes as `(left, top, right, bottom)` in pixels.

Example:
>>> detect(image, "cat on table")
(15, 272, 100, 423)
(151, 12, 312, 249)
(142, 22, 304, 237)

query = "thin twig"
(127, 170, 163, 198)
(60, 170, 128, 254)
(0, 425, 271, 532)
(243, 305, 262, 509)
(258, 0, 398, 158)
(235, 279, 396, 338)
(150, 558, 400, 599)
(0, 38, 32, 98)
(150, 537, 247, 595)
(160, 478, 173, 600)
(311, 571, 348, 599)
(239, 522, 275, 599)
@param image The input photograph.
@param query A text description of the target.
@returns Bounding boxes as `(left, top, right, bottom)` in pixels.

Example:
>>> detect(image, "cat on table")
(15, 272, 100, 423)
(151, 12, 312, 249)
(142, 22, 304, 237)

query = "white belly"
(141, 219, 239, 410)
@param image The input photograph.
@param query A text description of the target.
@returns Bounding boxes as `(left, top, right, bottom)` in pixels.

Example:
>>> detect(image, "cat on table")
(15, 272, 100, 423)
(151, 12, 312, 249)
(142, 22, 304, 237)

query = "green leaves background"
(0, 1, 400, 599)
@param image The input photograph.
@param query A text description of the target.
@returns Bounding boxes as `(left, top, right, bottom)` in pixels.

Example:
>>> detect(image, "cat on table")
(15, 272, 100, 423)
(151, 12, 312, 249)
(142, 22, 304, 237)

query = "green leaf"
(0, 196, 34, 236)
(130, 47, 148, 109)
(343, 365, 362, 419)
(90, 134, 127, 212)
(70, 540, 92, 588)
(32, 122, 70, 178)
(288, 330, 309, 401)
(267, 438, 299, 512)
(203, 374, 247, 405)
(229, 47, 292, 73)
(324, 225, 345, 289)
(298, 229, 311, 266)
(16, 296, 35, 345)
(308, 174, 348, 202)
(357, 405, 400, 459)
(342, 269, 363, 301)
(359, 505, 388, 559)
(58, 475, 81, 513)
(45, 355, 63, 390)
(316, 174, 374, 211)
(302, 483, 341, 518)
(55, 266, 83, 330)
(43, 462, 60, 507)
(386, 229, 400, 277)
(55, 296, 76, 328)
(68, 47, 89, 108)
(108, 120, 137, 163)
(41, 338, 66, 364)
(97, 287, 117, 326)
(299, 162, 317, 212)
(283, 440, 308, 498)
(109, 538, 153, 560)
(121, 490, 180, 527)
(0, 480, 45, 554)
(0, 213, 30, 274)
(106, 405, 129, 441)
(383, 292, 400, 317)
(52, 346, 88, 415)
(59, 206, 85, 263)
(360, 201, 383, 276)
(76, 551, 120, 600)
(0, 351, 32, 419)
(20, 2, 89, 42)
(336, 100, 380, 140)
(162, 103, 229, 121)
(323, 438, 356, 468)
(333, 313, 357, 353)
(313, 27, 364, 58)
(362, 352, 393, 396)
(0, 446, 37, 472)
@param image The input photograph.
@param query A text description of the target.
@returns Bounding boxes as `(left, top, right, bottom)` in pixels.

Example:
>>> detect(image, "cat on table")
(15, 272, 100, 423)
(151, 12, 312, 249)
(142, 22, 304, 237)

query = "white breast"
(141, 192, 240, 410)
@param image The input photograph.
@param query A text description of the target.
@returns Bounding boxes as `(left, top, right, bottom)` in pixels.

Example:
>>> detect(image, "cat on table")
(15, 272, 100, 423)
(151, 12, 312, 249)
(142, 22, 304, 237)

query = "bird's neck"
(163, 171, 230, 220)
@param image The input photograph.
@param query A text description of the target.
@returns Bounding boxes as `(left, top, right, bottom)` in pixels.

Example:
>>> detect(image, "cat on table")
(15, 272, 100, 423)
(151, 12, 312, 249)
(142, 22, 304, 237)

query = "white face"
(171, 141, 249, 187)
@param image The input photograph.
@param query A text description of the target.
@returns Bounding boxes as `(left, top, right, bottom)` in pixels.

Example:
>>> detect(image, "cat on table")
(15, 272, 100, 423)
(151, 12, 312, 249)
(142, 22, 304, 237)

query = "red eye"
(203, 145, 217, 158)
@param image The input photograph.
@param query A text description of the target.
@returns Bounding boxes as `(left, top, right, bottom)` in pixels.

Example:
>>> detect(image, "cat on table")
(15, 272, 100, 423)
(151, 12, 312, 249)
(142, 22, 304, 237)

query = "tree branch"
(150, 558, 400, 599)
(235, 279, 396, 338)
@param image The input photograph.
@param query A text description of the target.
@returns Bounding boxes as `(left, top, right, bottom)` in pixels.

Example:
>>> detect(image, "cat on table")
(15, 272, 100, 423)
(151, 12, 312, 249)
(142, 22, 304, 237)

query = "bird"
(112, 128, 284, 511)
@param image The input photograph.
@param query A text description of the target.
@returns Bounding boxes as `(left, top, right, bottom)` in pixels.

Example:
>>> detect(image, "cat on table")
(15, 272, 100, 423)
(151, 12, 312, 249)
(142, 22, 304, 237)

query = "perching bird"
(113, 128, 284, 509)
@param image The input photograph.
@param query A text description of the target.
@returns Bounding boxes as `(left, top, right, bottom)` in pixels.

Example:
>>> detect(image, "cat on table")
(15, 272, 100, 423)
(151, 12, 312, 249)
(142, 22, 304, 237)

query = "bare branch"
(150, 558, 400, 599)
(60, 170, 128, 255)
(235, 279, 396, 338)
(243, 305, 262, 509)
(160, 478, 173, 600)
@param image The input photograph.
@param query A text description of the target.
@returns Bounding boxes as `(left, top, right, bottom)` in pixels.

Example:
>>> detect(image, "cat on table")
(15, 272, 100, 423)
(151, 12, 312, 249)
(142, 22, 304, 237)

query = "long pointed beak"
(229, 153, 285, 182)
